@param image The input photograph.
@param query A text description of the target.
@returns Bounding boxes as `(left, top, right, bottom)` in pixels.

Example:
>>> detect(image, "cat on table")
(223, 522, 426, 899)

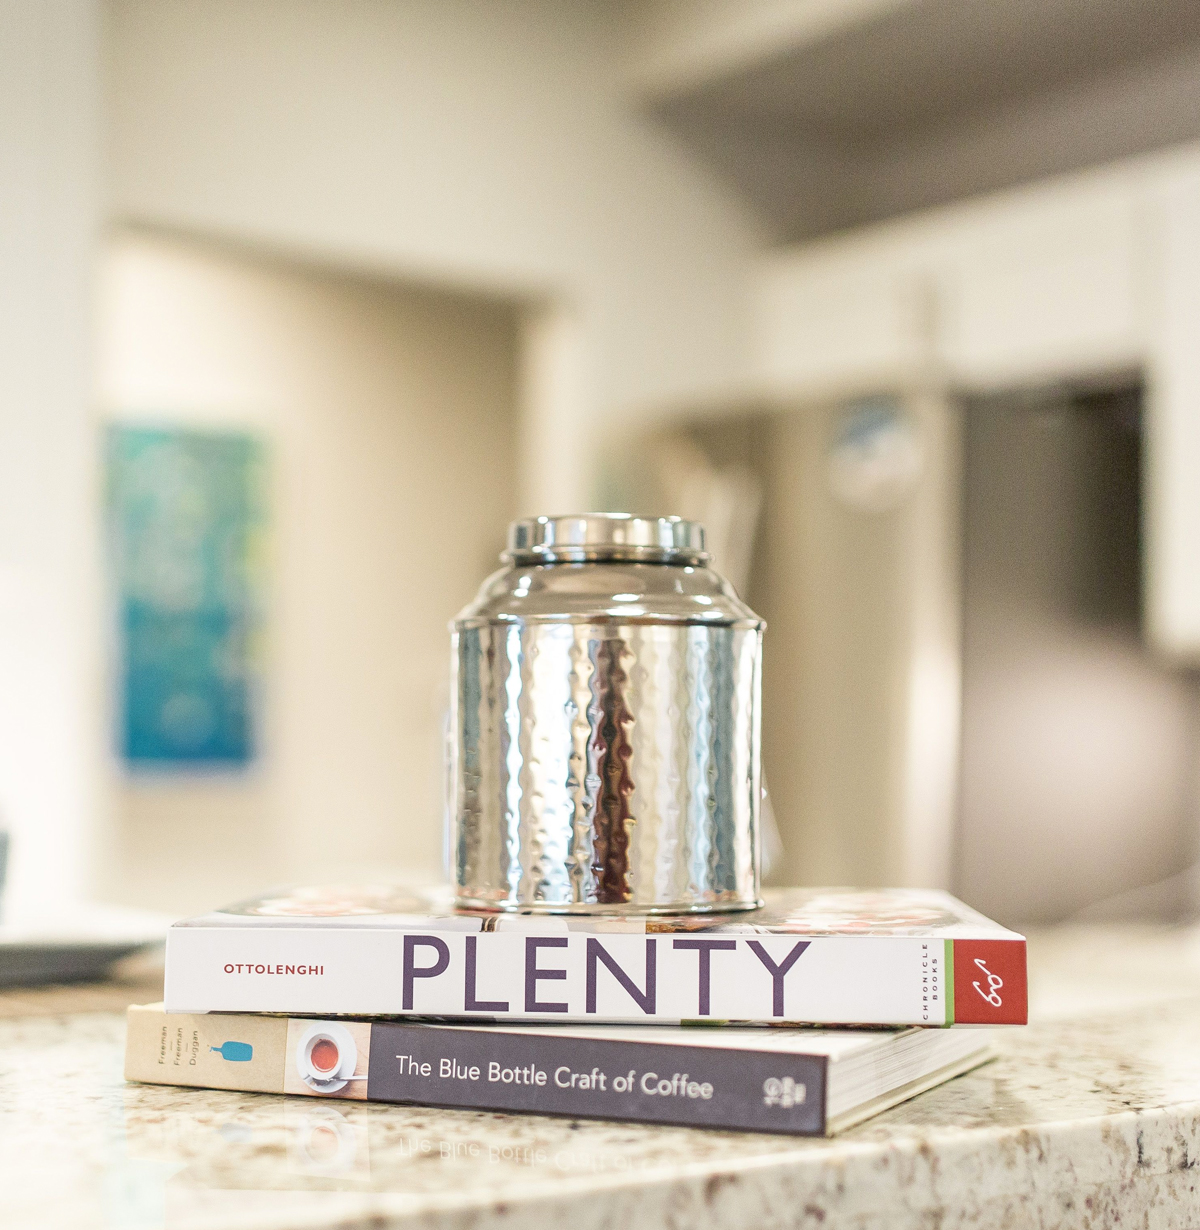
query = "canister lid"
(506, 514, 708, 564)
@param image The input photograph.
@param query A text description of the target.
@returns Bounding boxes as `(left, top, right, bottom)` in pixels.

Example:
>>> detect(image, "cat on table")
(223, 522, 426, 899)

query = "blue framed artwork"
(107, 426, 268, 767)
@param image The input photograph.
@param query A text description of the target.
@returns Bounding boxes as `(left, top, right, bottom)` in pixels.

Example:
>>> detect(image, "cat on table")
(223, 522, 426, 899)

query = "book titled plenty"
(165, 886, 1026, 1026)
(126, 1003, 994, 1137)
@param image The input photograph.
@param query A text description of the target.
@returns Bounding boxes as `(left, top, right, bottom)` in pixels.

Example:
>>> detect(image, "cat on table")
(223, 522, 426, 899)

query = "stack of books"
(125, 886, 1026, 1136)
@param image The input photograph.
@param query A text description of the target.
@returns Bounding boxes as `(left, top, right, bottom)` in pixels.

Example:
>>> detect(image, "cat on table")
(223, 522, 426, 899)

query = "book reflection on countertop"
(125, 1003, 994, 1137)
(164, 885, 1027, 1026)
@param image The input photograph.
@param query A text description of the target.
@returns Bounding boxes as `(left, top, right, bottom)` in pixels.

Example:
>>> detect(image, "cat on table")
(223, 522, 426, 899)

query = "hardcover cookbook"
(126, 1003, 994, 1136)
(164, 885, 1027, 1026)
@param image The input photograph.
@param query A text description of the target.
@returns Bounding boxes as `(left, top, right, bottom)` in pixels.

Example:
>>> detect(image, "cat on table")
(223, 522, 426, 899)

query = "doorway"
(956, 384, 1200, 923)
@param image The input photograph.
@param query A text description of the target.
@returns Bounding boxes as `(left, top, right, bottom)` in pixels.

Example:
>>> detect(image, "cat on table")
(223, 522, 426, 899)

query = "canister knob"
(506, 513, 708, 564)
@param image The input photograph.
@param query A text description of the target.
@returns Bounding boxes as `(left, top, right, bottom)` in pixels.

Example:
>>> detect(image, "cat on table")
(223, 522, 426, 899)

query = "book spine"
(125, 1009, 829, 1136)
(124, 1004, 289, 1092)
(369, 1022, 827, 1134)
(951, 938, 1027, 1025)
(165, 927, 1026, 1026)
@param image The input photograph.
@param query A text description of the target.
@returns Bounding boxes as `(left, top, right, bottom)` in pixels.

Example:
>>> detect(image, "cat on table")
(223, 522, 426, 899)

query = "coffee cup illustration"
(294, 1022, 366, 1093)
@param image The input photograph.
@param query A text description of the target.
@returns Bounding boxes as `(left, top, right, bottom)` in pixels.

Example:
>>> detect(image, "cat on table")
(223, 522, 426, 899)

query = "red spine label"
(952, 939, 1027, 1024)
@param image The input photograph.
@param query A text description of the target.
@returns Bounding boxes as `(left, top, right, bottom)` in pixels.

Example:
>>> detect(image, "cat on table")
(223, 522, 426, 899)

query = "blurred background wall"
(1, 0, 102, 919)
(4, 0, 1200, 926)
(104, 0, 763, 473)
(96, 231, 518, 912)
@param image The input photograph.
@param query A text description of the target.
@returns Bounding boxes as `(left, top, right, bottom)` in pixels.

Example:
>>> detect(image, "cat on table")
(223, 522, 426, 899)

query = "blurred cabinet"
(1145, 162, 1200, 660)
(756, 167, 1144, 391)
(756, 239, 930, 399)
(934, 188, 1142, 387)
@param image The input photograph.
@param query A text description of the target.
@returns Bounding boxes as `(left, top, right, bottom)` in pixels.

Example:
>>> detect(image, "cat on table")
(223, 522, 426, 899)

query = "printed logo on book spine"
(971, 958, 1003, 1007)
(951, 939, 1027, 1024)
(222, 963, 325, 976)
(762, 1076, 807, 1109)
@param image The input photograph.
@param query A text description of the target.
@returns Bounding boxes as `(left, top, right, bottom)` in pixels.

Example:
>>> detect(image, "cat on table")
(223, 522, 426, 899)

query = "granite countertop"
(3, 926, 1199, 1230)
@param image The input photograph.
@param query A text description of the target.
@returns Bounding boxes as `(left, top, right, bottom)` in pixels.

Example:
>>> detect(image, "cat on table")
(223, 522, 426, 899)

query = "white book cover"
(165, 885, 1027, 1026)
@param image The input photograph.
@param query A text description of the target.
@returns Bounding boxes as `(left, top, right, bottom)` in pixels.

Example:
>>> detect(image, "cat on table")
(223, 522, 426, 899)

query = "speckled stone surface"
(3, 926, 1200, 1230)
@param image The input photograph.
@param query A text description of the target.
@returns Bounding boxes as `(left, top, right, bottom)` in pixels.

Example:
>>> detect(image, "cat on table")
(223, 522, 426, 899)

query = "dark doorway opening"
(956, 383, 1199, 924)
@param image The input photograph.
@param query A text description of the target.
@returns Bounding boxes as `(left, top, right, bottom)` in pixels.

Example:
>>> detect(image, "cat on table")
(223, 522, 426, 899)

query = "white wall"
(97, 231, 518, 913)
(105, 0, 764, 512)
(0, 0, 103, 918)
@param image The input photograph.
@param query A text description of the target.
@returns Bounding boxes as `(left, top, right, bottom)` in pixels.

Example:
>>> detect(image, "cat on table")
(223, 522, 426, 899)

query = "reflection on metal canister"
(449, 514, 764, 913)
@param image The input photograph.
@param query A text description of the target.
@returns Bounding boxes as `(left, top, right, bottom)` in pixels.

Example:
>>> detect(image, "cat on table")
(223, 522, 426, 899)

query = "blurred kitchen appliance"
(957, 387, 1200, 922)
(449, 513, 764, 913)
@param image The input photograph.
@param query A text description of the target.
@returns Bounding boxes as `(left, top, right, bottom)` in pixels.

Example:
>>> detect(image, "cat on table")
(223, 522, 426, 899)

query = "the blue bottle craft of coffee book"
(126, 1003, 994, 1137)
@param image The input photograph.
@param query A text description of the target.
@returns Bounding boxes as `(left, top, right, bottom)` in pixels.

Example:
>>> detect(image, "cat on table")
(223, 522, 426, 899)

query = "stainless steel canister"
(449, 514, 764, 913)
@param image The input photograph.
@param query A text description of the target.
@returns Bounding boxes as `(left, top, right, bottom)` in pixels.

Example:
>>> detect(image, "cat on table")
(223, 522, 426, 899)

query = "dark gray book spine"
(368, 1024, 828, 1135)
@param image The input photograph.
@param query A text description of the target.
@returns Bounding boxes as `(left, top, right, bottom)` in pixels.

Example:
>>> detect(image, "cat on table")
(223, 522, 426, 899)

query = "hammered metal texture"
(451, 619, 762, 912)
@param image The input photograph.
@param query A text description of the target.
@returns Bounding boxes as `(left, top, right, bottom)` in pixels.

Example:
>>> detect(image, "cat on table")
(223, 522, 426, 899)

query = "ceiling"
(638, 0, 1200, 239)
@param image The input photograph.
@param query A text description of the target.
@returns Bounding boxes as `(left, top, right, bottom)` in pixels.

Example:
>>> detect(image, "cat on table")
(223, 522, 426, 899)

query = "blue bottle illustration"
(210, 1041, 254, 1062)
